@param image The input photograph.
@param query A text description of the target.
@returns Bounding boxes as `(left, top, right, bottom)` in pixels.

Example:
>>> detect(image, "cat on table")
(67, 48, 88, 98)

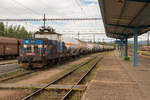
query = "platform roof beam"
(98, 0, 150, 39)
(126, 0, 150, 3)
(106, 24, 150, 30)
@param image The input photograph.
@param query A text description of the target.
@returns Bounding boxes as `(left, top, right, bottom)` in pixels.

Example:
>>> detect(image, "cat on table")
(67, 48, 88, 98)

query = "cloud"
(0, 0, 113, 42)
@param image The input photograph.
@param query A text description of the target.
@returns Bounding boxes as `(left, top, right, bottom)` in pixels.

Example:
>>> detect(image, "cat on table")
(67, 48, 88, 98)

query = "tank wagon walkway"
(82, 51, 150, 100)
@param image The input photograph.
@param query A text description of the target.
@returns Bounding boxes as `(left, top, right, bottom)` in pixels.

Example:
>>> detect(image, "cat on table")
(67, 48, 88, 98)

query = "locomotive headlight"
(38, 45, 42, 48)
(24, 45, 27, 48)
(31, 45, 34, 48)
(25, 40, 29, 44)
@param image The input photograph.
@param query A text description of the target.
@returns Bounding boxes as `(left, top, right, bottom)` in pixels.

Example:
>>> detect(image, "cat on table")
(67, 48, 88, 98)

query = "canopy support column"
(134, 29, 138, 67)
(120, 39, 123, 57)
(125, 38, 128, 56)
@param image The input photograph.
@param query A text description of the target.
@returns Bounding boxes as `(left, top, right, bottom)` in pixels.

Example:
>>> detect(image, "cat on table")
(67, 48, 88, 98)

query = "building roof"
(98, 0, 150, 39)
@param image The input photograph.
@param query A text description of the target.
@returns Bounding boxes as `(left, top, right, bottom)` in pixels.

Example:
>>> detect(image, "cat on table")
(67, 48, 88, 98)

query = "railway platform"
(81, 51, 150, 100)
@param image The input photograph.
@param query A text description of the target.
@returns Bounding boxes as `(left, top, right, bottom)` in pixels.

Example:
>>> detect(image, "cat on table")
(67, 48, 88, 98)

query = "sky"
(0, 0, 149, 42)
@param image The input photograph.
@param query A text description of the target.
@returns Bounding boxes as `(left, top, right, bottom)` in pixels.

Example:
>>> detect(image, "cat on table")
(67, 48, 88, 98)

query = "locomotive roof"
(35, 31, 61, 35)
(24, 38, 48, 40)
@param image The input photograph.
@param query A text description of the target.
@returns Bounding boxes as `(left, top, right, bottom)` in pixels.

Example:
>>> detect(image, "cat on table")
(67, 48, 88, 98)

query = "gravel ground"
(0, 53, 98, 100)
(0, 89, 32, 100)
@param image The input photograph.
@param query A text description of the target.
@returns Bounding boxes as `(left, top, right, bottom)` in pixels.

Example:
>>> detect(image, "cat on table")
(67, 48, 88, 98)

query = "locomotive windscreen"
(23, 39, 43, 55)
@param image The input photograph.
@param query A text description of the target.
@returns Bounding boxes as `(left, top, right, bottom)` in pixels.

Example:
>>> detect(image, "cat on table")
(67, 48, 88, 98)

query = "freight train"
(0, 37, 22, 58)
(18, 26, 114, 68)
(18, 37, 114, 68)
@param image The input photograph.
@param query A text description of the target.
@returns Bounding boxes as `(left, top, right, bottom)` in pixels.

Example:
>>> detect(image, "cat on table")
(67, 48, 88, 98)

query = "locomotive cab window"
(34, 45, 39, 53)
(26, 46, 32, 53)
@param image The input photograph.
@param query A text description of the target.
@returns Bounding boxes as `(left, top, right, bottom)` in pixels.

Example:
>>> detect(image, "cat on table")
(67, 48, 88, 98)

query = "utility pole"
(78, 32, 80, 40)
(93, 34, 95, 43)
(43, 13, 46, 29)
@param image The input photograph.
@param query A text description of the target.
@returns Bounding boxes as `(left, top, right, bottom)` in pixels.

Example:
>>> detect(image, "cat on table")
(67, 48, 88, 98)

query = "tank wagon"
(0, 37, 22, 58)
(61, 37, 89, 56)
(18, 37, 114, 68)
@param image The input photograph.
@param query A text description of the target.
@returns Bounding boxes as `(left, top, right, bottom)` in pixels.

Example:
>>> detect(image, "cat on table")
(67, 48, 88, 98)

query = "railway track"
(22, 56, 103, 100)
(0, 70, 33, 82)
(0, 54, 98, 83)
(60, 57, 102, 100)
(0, 60, 17, 65)
(0, 64, 21, 76)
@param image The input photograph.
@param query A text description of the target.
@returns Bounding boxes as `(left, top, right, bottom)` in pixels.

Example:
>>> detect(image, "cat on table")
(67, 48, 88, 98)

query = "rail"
(60, 57, 103, 100)
(22, 56, 98, 100)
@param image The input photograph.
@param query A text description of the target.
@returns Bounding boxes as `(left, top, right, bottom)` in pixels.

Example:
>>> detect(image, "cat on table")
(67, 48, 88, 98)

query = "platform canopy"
(98, 0, 150, 39)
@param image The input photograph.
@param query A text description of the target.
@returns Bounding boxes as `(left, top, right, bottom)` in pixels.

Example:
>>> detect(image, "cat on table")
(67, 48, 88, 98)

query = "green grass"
(123, 56, 130, 61)
(0, 69, 26, 79)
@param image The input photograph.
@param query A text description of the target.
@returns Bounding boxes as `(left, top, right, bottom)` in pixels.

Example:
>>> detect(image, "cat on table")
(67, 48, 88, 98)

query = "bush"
(123, 56, 130, 61)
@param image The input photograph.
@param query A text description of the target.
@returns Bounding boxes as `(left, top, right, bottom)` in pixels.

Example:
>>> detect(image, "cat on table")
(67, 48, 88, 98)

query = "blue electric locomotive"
(18, 38, 67, 68)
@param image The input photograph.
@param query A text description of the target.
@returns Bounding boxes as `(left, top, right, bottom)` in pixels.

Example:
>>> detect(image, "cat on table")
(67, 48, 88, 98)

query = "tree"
(0, 22, 5, 36)
(7, 25, 14, 37)
(0, 22, 33, 39)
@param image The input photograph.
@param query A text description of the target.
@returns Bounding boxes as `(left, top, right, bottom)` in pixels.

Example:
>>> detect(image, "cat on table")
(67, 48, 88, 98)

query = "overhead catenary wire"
(74, 0, 87, 17)
(0, 18, 102, 21)
(0, 7, 19, 16)
(95, 0, 103, 25)
(73, 0, 89, 31)
(12, 0, 41, 15)
(73, 0, 103, 37)
(38, 0, 50, 10)
(61, 33, 106, 35)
